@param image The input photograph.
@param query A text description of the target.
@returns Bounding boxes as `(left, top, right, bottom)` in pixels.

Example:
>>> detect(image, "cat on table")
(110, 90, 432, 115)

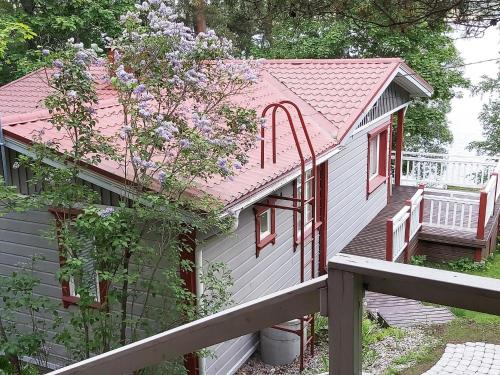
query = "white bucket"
(260, 319, 302, 366)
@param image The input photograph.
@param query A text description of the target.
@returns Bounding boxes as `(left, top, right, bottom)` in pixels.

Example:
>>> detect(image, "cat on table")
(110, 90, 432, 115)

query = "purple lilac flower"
(119, 125, 132, 140)
(138, 108, 151, 118)
(141, 160, 155, 169)
(233, 161, 242, 170)
(156, 126, 172, 141)
(67, 90, 77, 99)
(158, 170, 166, 184)
(133, 84, 147, 95)
(217, 158, 227, 167)
(132, 156, 142, 166)
(53, 60, 64, 69)
(99, 207, 115, 218)
(42, 49, 50, 56)
(192, 113, 212, 134)
(116, 65, 138, 85)
(179, 139, 190, 149)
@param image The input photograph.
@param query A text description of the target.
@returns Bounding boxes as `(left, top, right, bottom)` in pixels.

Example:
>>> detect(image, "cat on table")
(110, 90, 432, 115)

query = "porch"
(345, 151, 500, 263)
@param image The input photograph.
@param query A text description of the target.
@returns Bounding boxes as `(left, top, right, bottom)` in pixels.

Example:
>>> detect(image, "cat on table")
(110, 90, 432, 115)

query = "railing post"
(404, 200, 411, 263)
(386, 219, 394, 261)
(419, 184, 425, 224)
(477, 190, 487, 240)
(328, 267, 363, 375)
(493, 172, 498, 208)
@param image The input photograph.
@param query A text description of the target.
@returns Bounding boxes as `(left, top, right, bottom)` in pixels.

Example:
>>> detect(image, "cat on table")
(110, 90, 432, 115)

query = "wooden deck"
(341, 186, 457, 327)
(341, 185, 417, 260)
(365, 292, 454, 328)
(342, 185, 499, 259)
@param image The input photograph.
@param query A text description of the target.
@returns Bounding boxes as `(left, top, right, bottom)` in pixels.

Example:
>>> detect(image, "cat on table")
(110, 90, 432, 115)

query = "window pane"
(260, 210, 270, 237)
(369, 136, 379, 177)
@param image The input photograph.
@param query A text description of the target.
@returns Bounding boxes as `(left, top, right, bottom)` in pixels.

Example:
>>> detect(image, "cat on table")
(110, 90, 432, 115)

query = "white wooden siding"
(201, 184, 318, 375)
(0, 210, 70, 367)
(326, 116, 391, 259)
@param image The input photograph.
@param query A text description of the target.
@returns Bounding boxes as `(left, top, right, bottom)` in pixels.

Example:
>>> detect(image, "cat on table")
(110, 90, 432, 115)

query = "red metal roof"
(0, 58, 430, 207)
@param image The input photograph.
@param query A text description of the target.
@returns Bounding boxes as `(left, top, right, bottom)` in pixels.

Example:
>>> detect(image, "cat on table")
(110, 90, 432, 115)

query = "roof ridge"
(2, 108, 51, 126)
(2, 97, 121, 127)
(264, 57, 403, 64)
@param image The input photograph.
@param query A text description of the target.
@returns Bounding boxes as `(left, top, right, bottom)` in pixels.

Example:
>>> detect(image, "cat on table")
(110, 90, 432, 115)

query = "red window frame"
(367, 122, 390, 196)
(254, 198, 276, 257)
(49, 207, 108, 309)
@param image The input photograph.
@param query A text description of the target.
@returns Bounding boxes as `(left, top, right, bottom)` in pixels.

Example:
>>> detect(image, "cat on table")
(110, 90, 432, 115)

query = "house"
(0, 58, 498, 374)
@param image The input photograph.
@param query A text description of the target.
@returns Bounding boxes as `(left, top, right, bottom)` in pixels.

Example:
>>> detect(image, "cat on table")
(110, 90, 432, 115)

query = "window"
(367, 122, 389, 195)
(369, 136, 379, 179)
(254, 199, 276, 257)
(67, 234, 101, 303)
(50, 208, 107, 308)
(293, 168, 322, 246)
(297, 169, 314, 230)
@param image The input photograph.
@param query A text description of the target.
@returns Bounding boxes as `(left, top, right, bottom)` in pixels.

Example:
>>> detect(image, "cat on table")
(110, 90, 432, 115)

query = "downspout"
(0, 116, 11, 185)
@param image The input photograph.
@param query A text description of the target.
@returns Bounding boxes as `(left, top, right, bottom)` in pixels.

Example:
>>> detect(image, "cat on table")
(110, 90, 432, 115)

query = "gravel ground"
(237, 326, 437, 375)
(236, 335, 329, 375)
(365, 326, 436, 375)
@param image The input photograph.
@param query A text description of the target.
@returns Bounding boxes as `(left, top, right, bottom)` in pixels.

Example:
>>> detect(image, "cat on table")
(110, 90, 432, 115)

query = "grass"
(421, 249, 500, 324)
(390, 245, 500, 373)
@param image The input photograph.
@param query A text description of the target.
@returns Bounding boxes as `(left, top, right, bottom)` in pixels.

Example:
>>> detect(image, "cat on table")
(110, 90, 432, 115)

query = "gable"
(355, 82, 410, 131)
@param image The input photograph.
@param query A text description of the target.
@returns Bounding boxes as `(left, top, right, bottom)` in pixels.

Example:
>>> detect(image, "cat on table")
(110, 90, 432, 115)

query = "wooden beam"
(394, 109, 405, 186)
(329, 254, 500, 316)
(48, 276, 327, 375)
(328, 268, 362, 375)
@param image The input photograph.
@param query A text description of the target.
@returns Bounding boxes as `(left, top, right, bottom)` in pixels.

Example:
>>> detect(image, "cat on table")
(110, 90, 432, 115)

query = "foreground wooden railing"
(329, 254, 500, 373)
(386, 186, 424, 261)
(394, 151, 498, 189)
(48, 276, 327, 375)
(48, 254, 500, 375)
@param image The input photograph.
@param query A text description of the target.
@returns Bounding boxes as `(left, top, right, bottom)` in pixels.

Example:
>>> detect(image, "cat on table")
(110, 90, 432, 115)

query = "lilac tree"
(1, 1, 260, 371)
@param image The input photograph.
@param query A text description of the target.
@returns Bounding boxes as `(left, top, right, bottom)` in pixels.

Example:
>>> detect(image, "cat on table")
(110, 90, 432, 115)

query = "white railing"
(394, 151, 498, 189)
(386, 187, 424, 262)
(386, 206, 409, 262)
(46, 254, 500, 375)
(477, 172, 499, 239)
(424, 189, 480, 232)
(408, 188, 424, 238)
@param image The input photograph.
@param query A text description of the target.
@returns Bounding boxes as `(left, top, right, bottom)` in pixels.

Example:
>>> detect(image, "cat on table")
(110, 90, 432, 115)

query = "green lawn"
(389, 246, 500, 374)
(422, 249, 500, 324)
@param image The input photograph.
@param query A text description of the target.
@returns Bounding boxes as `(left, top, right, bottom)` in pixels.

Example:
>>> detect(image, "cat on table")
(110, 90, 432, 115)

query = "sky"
(447, 27, 500, 155)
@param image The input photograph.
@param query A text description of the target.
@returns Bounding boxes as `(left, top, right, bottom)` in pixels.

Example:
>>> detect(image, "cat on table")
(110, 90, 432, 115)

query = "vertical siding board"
(327, 116, 392, 259)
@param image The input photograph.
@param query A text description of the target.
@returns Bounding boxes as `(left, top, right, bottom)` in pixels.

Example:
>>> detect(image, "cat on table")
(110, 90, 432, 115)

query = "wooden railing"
(46, 254, 500, 375)
(394, 151, 498, 189)
(386, 187, 424, 262)
(408, 187, 424, 239)
(424, 188, 480, 232)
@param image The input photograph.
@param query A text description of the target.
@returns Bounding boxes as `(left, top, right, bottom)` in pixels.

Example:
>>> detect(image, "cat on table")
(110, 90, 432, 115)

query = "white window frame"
(259, 208, 272, 238)
(69, 272, 101, 303)
(369, 135, 380, 180)
(297, 169, 314, 233)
